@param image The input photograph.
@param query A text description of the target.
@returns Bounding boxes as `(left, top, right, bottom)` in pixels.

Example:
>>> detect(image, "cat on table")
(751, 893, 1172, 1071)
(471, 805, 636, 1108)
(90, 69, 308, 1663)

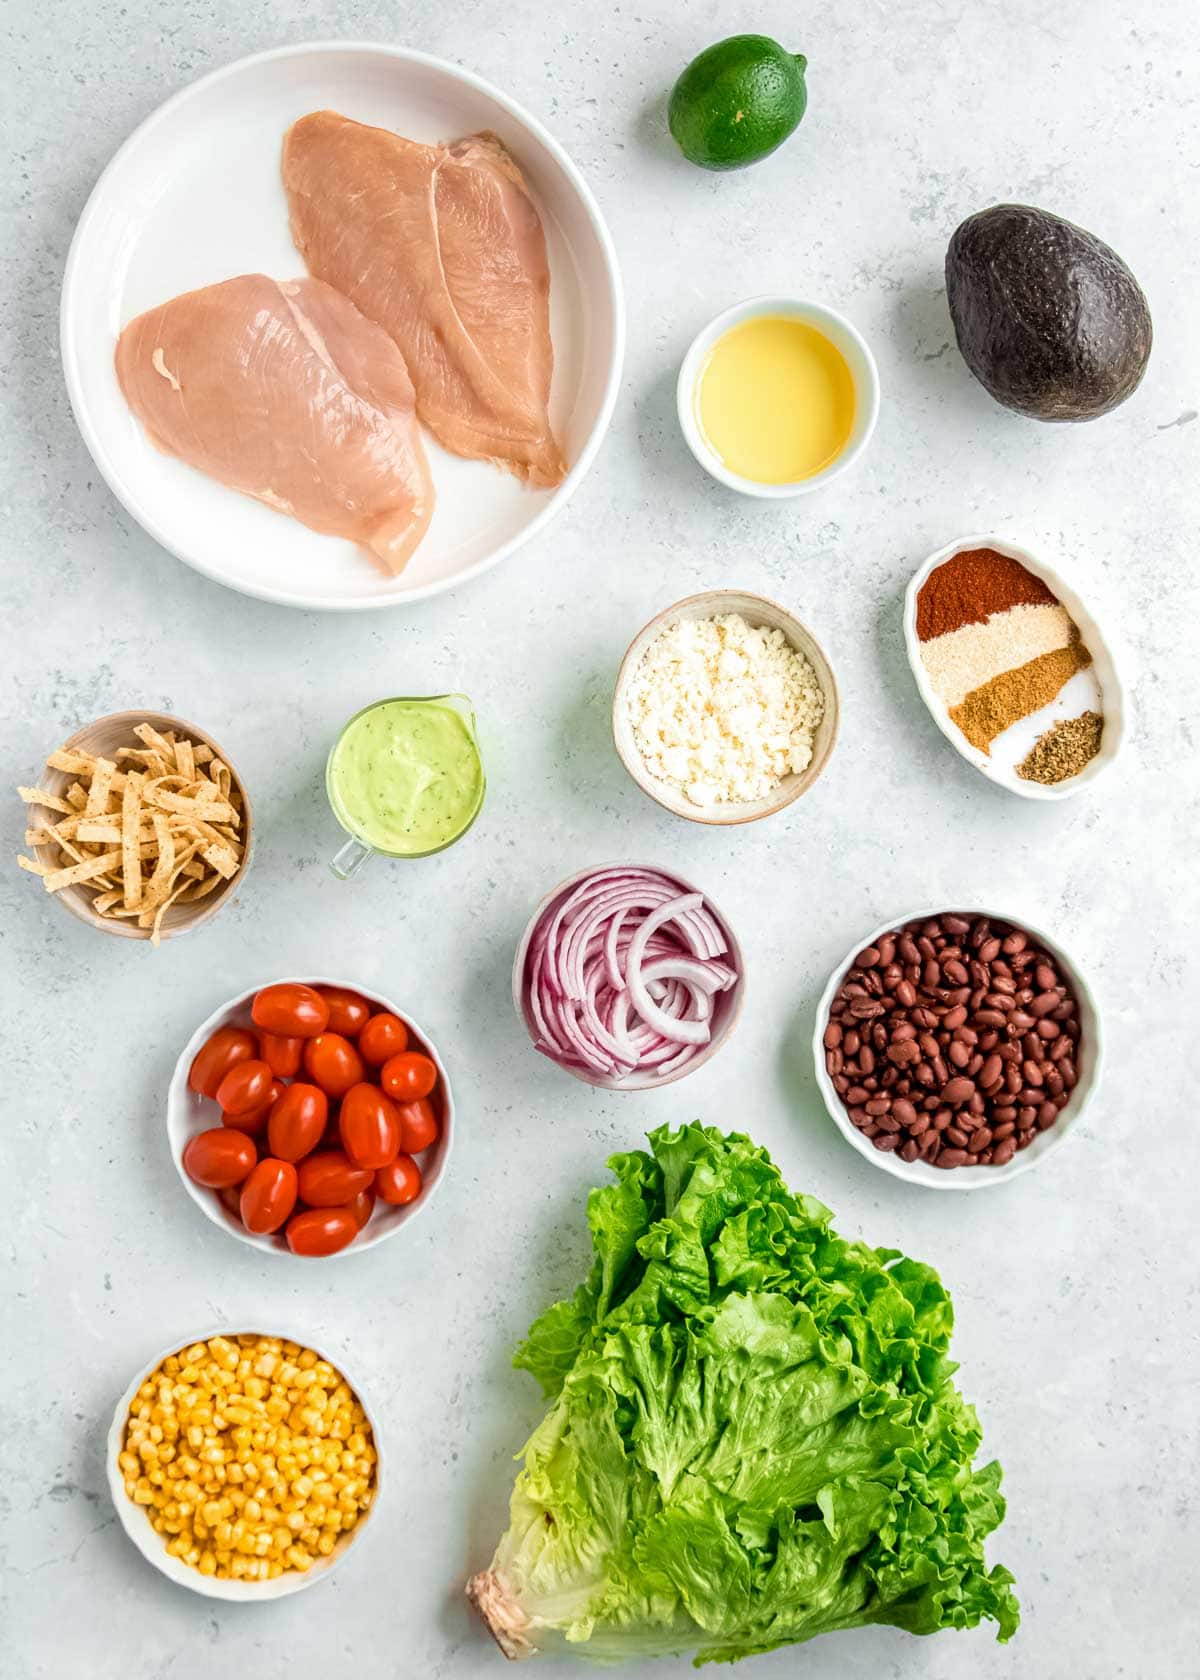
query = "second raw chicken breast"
(115, 274, 435, 573)
(282, 112, 567, 489)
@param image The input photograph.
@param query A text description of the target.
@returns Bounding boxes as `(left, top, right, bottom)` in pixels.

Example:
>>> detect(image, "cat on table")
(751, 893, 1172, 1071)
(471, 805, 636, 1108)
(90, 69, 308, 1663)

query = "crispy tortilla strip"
(138, 842, 201, 928)
(201, 841, 239, 880)
(149, 875, 197, 944)
(85, 757, 117, 816)
(178, 869, 226, 903)
(142, 813, 178, 906)
(18, 785, 73, 814)
(66, 783, 88, 810)
(121, 772, 145, 909)
(75, 817, 155, 844)
(194, 744, 214, 765)
(173, 737, 196, 781)
(17, 854, 53, 878)
(134, 723, 177, 760)
(45, 749, 96, 776)
(44, 751, 131, 795)
(45, 849, 122, 890)
(24, 827, 57, 847)
(147, 788, 237, 823)
(185, 815, 244, 853)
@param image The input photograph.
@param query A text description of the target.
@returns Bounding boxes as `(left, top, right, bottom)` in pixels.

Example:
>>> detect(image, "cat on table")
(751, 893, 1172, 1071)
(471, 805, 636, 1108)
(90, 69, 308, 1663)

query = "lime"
(668, 35, 807, 171)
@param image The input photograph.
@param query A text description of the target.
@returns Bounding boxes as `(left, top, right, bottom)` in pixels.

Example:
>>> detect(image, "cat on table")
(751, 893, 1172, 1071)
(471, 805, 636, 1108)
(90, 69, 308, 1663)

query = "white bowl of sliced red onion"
(513, 864, 745, 1089)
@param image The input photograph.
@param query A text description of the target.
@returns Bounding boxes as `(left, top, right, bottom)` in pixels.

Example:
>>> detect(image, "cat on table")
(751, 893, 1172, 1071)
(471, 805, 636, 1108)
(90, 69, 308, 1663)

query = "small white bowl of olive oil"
(677, 297, 880, 498)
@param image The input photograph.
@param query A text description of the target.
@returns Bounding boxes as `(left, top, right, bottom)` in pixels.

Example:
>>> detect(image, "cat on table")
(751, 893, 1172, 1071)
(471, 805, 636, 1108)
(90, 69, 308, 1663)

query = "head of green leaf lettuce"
(468, 1124, 1018, 1664)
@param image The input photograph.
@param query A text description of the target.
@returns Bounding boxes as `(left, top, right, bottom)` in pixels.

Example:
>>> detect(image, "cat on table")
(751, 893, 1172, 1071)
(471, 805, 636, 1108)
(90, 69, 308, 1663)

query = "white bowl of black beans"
(813, 909, 1102, 1189)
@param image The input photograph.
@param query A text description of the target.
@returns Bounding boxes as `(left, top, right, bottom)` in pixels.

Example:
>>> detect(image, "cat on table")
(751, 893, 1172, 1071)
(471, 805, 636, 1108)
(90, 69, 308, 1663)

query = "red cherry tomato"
(222, 1079, 283, 1138)
(252, 983, 330, 1039)
(183, 1128, 257, 1188)
(380, 1051, 438, 1102)
(376, 1154, 422, 1205)
(303, 1032, 365, 1099)
(396, 1098, 439, 1154)
(345, 1186, 377, 1231)
(358, 1012, 410, 1066)
(189, 1026, 257, 1100)
(240, 1157, 299, 1235)
(216, 1183, 244, 1223)
(267, 1083, 328, 1163)
(215, 1059, 273, 1116)
(260, 1033, 303, 1078)
(317, 987, 371, 1038)
(286, 1206, 359, 1257)
(296, 1150, 373, 1208)
(339, 1083, 400, 1170)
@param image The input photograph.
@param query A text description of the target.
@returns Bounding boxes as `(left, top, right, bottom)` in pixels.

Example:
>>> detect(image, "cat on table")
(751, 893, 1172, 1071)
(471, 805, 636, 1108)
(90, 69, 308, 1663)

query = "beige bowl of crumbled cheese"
(612, 591, 840, 824)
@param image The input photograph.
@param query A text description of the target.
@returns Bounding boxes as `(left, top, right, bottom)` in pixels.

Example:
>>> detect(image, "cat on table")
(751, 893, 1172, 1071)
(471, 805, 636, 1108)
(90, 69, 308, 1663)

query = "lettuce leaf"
(471, 1125, 1018, 1664)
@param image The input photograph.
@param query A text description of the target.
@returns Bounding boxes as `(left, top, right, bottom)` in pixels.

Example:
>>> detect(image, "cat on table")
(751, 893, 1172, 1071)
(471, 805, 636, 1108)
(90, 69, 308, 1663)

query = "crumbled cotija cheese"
(625, 613, 825, 806)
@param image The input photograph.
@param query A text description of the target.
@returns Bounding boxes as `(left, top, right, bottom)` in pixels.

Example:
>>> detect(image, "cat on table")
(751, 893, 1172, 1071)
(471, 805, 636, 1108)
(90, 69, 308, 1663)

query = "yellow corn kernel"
(199, 1552, 216, 1577)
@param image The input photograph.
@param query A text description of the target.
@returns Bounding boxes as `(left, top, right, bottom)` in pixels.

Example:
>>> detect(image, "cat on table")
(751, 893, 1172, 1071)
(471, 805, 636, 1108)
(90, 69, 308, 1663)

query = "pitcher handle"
(330, 838, 373, 880)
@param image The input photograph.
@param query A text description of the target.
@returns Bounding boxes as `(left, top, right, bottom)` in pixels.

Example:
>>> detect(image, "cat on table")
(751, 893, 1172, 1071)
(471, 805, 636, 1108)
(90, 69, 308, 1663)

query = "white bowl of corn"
(107, 1328, 382, 1599)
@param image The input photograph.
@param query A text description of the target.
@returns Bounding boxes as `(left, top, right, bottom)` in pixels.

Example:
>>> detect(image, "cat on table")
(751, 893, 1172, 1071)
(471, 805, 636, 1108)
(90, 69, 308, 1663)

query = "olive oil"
(696, 315, 856, 483)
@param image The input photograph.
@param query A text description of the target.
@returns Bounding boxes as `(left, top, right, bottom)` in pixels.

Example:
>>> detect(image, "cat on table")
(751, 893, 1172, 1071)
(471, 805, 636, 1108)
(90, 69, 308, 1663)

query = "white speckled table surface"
(2, 2, 1198, 1675)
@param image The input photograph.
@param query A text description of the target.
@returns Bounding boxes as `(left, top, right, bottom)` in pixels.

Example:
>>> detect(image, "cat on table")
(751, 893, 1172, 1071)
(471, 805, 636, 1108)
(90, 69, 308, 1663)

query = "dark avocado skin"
(945, 204, 1152, 422)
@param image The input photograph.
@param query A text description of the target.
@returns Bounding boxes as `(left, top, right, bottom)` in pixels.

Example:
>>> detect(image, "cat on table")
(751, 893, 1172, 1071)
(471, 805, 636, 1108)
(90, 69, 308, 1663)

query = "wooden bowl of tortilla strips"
(17, 711, 251, 944)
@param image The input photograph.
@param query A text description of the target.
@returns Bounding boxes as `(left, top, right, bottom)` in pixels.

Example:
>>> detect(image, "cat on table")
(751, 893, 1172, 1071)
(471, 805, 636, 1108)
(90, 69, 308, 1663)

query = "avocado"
(945, 204, 1152, 422)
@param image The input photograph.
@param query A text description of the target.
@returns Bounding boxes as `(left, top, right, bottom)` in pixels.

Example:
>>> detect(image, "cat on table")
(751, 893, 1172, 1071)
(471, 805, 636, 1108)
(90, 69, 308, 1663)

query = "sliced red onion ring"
(521, 866, 740, 1085)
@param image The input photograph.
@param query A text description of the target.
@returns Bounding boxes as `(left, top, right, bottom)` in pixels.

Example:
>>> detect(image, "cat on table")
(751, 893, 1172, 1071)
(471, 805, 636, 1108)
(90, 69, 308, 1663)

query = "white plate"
(812, 906, 1103, 1190)
(108, 1325, 384, 1598)
(168, 978, 452, 1256)
(61, 42, 624, 610)
(903, 535, 1126, 799)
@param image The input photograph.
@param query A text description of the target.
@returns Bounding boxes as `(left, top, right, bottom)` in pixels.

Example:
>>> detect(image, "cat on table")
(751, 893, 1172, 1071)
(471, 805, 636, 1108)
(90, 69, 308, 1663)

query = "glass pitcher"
(326, 693, 485, 879)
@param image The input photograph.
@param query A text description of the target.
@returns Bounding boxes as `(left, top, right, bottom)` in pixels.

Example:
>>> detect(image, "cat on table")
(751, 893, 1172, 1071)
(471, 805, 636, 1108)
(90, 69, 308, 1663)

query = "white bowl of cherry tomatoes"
(168, 979, 452, 1258)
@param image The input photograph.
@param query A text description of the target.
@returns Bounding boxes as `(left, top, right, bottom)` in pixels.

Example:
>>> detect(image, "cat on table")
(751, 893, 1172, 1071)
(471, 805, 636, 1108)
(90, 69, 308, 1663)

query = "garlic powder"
(624, 613, 825, 806)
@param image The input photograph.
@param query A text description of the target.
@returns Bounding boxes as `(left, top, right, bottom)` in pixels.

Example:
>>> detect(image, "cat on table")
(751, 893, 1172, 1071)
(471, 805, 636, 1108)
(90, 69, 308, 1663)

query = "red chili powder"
(916, 548, 1058, 641)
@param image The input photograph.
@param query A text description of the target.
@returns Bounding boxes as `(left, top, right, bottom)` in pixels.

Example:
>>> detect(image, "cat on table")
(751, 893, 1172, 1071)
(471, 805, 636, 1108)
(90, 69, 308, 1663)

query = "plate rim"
(59, 39, 626, 612)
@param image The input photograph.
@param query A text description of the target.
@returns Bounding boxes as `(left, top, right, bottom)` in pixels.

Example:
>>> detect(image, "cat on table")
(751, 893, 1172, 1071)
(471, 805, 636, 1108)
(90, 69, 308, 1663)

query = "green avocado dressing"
(328, 698, 484, 856)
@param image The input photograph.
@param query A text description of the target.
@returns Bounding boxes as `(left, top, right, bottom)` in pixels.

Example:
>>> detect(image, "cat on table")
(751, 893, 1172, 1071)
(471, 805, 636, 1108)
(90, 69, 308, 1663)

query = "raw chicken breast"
(282, 112, 566, 488)
(115, 274, 435, 573)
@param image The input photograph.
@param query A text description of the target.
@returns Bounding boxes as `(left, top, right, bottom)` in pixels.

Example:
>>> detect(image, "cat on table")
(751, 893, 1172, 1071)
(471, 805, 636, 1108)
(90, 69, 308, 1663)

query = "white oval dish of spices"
(612, 590, 840, 824)
(107, 1325, 384, 1599)
(903, 535, 1126, 800)
(812, 907, 1103, 1191)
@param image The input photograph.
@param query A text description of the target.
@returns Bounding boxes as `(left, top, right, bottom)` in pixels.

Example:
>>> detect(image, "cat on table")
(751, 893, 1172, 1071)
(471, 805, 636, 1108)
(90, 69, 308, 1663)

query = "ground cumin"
(949, 636, 1093, 753)
(917, 548, 1058, 641)
(1017, 711, 1103, 784)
